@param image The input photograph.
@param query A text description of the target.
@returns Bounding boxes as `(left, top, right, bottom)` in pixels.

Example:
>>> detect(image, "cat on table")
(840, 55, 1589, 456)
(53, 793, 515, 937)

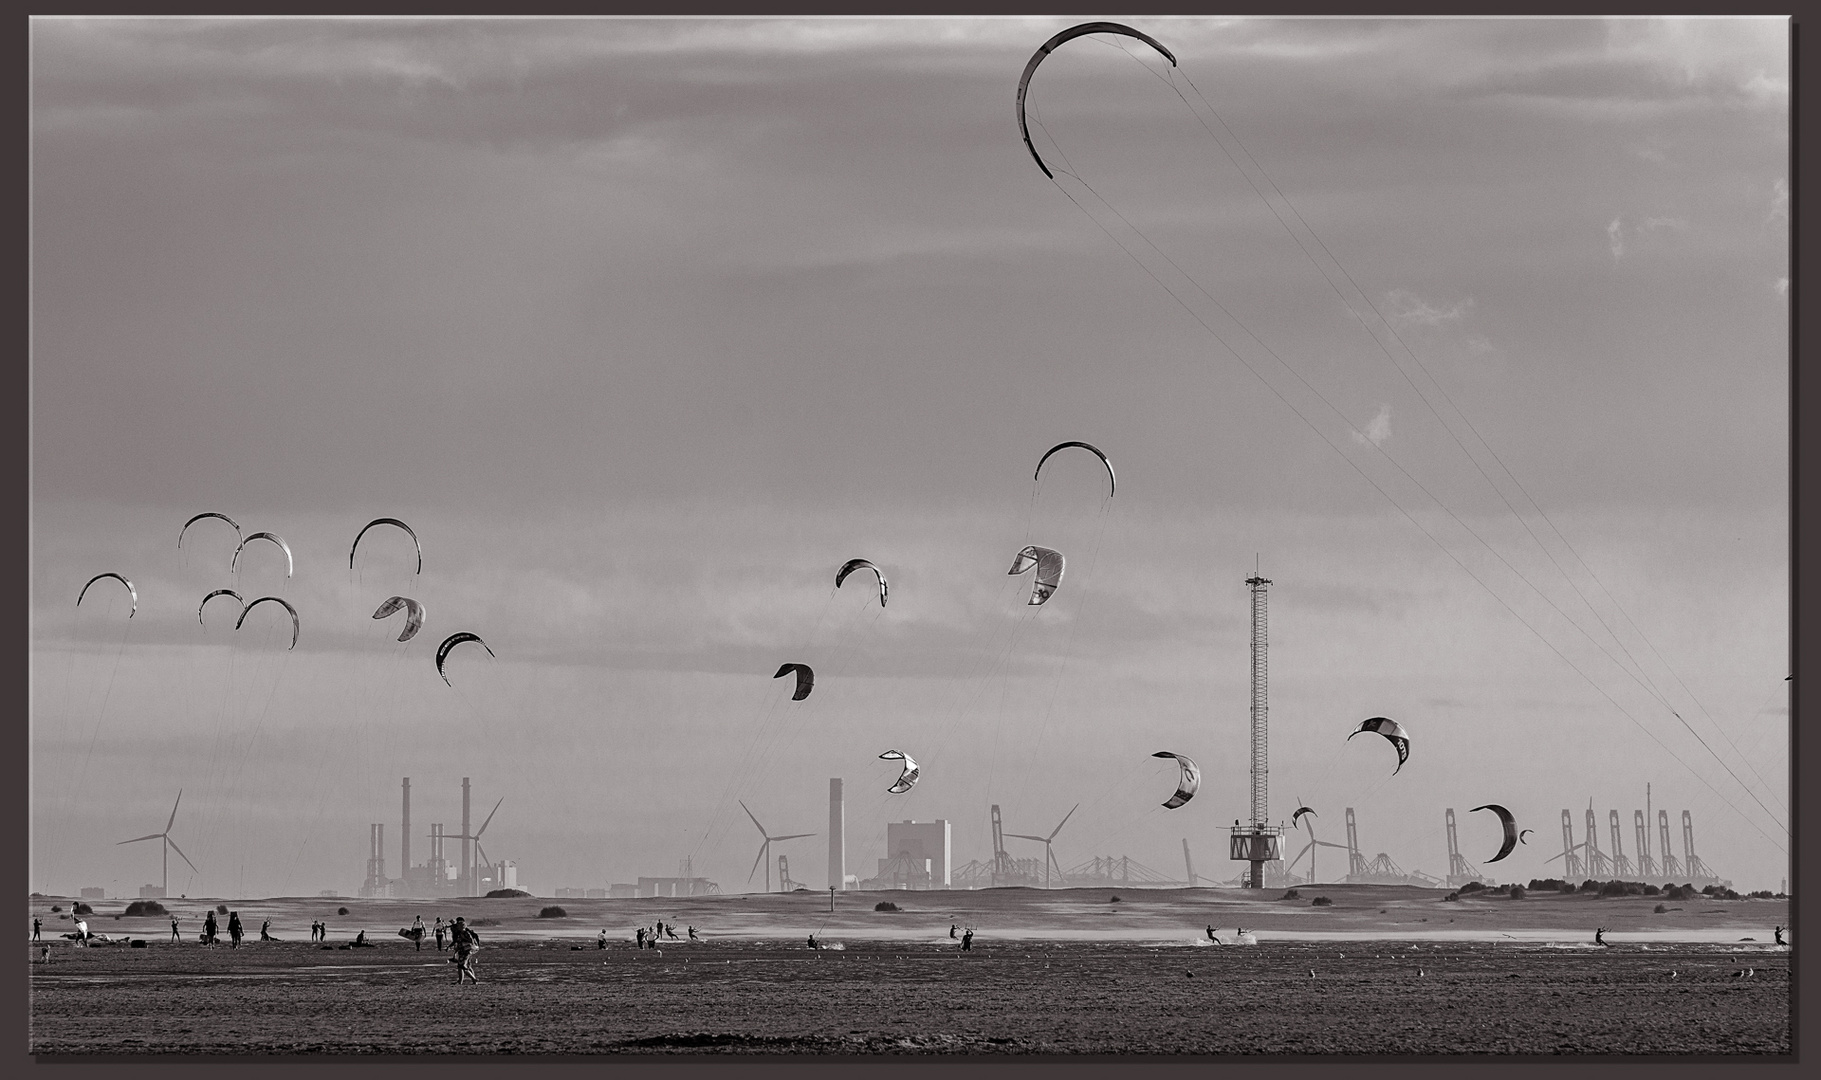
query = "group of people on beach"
(634, 920, 698, 950)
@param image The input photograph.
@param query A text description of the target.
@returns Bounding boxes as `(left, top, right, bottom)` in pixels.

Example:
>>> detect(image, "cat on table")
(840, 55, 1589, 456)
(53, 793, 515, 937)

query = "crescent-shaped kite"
(350, 518, 422, 574)
(1291, 805, 1317, 831)
(1008, 545, 1066, 606)
(773, 663, 815, 701)
(78, 573, 137, 618)
(178, 512, 242, 550)
(1151, 751, 1200, 809)
(1470, 804, 1518, 863)
(879, 749, 920, 794)
(436, 632, 494, 686)
(198, 588, 244, 626)
(835, 559, 888, 608)
(1034, 441, 1116, 496)
(235, 595, 300, 650)
(371, 596, 427, 643)
(231, 532, 294, 578)
(1016, 23, 1177, 181)
(1348, 716, 1411, 776)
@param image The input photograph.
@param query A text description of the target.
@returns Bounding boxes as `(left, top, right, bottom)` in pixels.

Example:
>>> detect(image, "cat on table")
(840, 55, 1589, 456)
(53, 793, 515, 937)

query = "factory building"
(862, 819, 951, 889)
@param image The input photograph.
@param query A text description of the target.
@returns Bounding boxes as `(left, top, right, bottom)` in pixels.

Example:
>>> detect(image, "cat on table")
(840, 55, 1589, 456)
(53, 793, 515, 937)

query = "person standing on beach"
(260, 918, 275, 942)
(33, 917, 41, 942)
(597, 929, 608, 950)
(961, 928, 974, 952)
(434, 917, 446, 951)
(1774, 926, 1786, 947)
(450, 916, 480, 984)
(203, 910, 217, 945)
(227, 911, 243, 949)
(170, 916, 180, 943)
(636, 926, 647, 950)
(950, 923, 958, 939)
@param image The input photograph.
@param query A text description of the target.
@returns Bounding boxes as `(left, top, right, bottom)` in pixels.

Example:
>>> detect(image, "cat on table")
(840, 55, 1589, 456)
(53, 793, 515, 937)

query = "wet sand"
(28, 885, 1791, 1055)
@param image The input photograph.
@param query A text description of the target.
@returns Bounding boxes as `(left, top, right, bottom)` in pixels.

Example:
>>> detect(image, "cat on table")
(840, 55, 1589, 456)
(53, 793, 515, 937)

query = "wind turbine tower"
(117, 789, 198, 898)
(1229, 570, 1283, 888)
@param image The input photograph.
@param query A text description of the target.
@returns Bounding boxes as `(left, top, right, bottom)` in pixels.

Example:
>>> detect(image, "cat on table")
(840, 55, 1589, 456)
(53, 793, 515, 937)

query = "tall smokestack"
(461, 777, 472, 896)
(828, 778, 845, 890)
(401, 777, 411, 888)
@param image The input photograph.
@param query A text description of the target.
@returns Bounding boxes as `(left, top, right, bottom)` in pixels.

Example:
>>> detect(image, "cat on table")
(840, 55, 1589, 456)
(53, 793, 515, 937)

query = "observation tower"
(1229, 571, 1284, 888)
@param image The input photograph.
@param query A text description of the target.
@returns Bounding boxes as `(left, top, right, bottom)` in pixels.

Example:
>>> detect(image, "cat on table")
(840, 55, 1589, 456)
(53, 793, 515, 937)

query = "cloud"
(1768, 178, 1789, 226)
(1352, 403, 1391, 448)
(1382, 289, 1473, 327)
(1608, 217, 1625, 258)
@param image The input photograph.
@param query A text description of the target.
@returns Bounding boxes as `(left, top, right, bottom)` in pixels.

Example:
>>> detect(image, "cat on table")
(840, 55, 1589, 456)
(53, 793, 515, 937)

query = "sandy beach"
(29, 884, 1791, 1055)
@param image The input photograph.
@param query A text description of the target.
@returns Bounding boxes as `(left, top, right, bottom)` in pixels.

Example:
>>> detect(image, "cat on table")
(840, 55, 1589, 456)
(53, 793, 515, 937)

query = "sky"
(30, 16, 1789, 900)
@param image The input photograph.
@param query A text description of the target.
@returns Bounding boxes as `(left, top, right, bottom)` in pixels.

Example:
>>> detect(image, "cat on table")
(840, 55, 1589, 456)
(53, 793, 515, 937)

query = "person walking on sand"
(203, 910, 217, 945)
(961, 928, 974, 952)
(228, 911, 244, 949)
(33, 917, 41, 942)
(434, 917, 446, 951)
(597, 928, 608, 950)
(450, 916, 480, 984)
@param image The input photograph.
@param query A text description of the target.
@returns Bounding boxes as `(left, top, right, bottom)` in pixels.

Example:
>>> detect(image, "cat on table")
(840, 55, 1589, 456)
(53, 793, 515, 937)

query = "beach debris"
(1151, 752, 1200, 808)
(835, 559, 888, 607)
(1007, 545, 1065, 606)
(773, 662, 814, 701)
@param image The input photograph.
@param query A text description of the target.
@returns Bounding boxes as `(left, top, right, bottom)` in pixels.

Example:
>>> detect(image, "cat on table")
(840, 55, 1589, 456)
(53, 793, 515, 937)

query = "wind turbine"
(1005, 803, 1078, 888)
(446, 797, 503, 895)
(117, 789, 199, 896)
(740, 801, 814, 893)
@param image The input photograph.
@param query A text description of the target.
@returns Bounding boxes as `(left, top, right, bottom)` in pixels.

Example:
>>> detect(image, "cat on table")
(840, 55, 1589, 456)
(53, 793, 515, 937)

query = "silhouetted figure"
(1595, 927, 1610, 947)
(450, 917, 480, 984)
(688, 925, 701, 942)
(636, 926, 648, 950)
(434, 918, 446, 951)
(1775, 925, 1786, 946)
(33, 918, 41, 942)
(665, 922, 680, 940)
(74, 918, 89, 947)
(203, 911, 218, 945)
(807, 933, 820, 950)
(227, 911, 243, 949)
(950, 923, 958, 939)
(961, 928, 974, 952)
(170, 917, 180, 943)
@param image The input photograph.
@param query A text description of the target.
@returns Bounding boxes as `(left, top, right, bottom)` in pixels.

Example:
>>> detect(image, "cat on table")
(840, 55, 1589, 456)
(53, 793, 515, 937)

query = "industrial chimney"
(828, 778, 846, 890)
(461, 777, 472, 897)
(401, 777, 411, 890)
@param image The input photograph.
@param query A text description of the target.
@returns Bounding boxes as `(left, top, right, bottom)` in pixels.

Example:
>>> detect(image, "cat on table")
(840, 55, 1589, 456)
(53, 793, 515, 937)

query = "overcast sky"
(31, 16, 1788, 900)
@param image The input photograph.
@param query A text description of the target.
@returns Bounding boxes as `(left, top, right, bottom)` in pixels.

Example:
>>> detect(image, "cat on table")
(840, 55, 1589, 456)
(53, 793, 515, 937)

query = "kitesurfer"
(450, 917, 479, 983)
(260, 918, 275, 942)
(1206, 925, 1219, 943)
(961, 928, 975, 952)
(1595, 927, 1610, 947)
(808, 933, 821, 950)
(951, 923, 959, 939)
(1775, 925, 1786, 946)
(688, 925, 701, 942)
(169, 916, 179, 943)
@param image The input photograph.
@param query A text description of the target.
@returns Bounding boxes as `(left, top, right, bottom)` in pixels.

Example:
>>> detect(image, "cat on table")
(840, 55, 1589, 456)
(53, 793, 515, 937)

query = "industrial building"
(360, 777, 521, 897)
(859, 819, 951, 889)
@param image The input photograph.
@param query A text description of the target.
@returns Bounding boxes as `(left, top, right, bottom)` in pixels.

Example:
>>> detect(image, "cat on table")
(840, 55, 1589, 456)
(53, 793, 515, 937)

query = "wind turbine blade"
(739, 801, 767, 837)
(117, 833, 163, 845)
(167, 837, 200, 876)
(1004, 833, 1050, 843)
(166, 789, 184, 834)
(475, 797, 503, 838)
(475, 842, 491, 870)
(749, 841, 768, 883)
(1048, 803, 1080, 841)
(771, 833, 815, 842)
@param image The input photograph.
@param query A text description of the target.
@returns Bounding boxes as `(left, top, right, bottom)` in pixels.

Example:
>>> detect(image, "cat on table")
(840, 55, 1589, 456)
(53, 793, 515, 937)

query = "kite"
(198, 588, 244, 626)
(78, 573, 137, 618)
(436, 632, 494, 686)
(236, 595, 300, 650)
(1034, 441, 1116, 496)
(1008, 545, 1065, 606)
(1016, 23, 1177, 181)
(178, 512, 242, 550)
(371, 596, 427, 643)
(1348, 716, 1411, 775)
(879, 749, 920, 794)
(1151, 751, 1200, 809)
(232, 532, 294, 578)
(835, 559, 888, 608)
(350, 518, 422, 574)
(1470, 804, 1518, 863)
(773, 663, 815, 701)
